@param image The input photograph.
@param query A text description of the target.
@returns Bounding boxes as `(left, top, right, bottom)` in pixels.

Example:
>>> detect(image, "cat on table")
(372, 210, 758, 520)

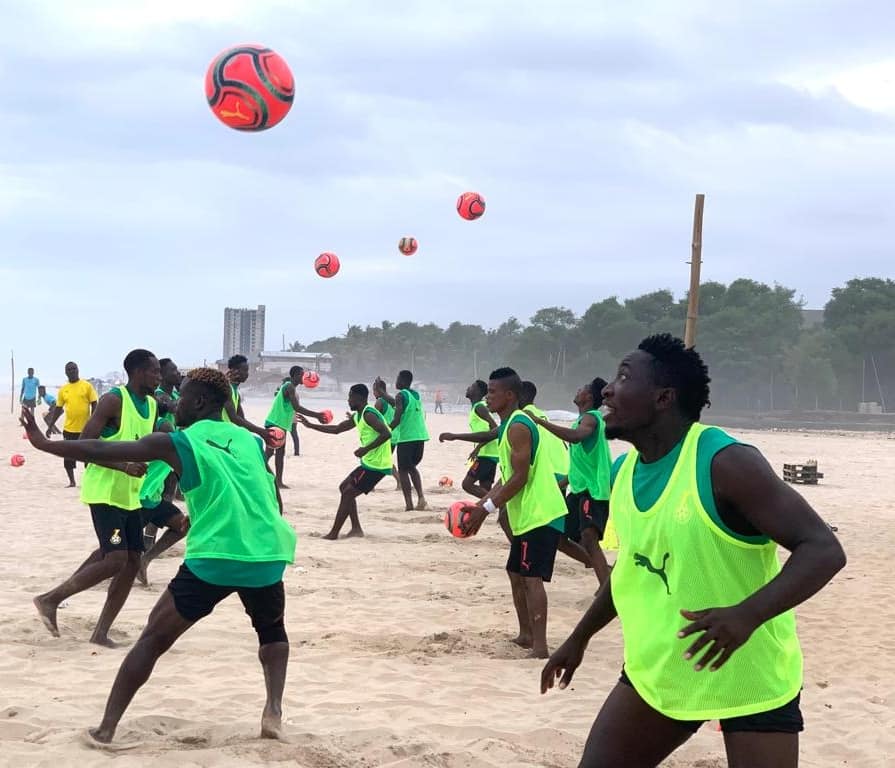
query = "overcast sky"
(1, 0, 893, 385)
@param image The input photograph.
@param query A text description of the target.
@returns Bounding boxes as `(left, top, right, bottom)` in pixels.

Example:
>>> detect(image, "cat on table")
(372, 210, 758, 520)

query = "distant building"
(257, 351, 333, 376)
(223, 305, 266, 362)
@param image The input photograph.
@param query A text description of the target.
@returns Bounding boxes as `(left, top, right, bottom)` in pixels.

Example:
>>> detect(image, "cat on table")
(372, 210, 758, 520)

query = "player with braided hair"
(21, 366, 297, 746)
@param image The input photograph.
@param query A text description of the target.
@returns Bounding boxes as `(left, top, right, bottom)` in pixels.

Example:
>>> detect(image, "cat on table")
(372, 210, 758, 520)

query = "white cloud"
(0, 0, 893, 381)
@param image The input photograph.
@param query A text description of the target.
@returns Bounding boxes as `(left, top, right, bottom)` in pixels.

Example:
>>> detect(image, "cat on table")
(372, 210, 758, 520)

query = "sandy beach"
(0, 404, 892, 767)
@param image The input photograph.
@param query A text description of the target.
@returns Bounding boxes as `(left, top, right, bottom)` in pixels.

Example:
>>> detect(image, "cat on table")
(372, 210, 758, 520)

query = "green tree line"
(296, 277, 895, 412)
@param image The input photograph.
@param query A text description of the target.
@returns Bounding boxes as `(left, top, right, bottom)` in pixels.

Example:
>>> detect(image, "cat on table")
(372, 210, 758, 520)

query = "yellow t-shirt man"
(56, 379, 99, 433)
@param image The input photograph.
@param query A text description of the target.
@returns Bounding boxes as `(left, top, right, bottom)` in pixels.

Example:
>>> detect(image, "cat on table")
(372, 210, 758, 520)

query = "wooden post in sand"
(9, 350, 14, 414)
(684, 194, 705, 349)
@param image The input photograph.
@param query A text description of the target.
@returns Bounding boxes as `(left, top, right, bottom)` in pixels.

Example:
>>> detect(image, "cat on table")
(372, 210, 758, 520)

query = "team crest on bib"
(673, 495, 693, 524)
(110, 528, 122, 546)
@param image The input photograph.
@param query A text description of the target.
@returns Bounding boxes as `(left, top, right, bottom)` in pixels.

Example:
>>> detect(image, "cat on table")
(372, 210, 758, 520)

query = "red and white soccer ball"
(314, 252, 340, 278)
(205, 44, 295, 131)
(457, 191, 486, 221)
(398, 237, 418, 256)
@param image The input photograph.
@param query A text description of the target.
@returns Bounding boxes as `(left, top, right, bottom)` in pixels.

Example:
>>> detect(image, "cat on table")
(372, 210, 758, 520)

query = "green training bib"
(610, 423, 803, 720)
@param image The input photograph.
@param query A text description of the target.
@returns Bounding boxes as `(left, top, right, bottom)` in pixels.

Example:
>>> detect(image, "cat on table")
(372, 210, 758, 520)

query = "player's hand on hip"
(678, 606, 760, 671)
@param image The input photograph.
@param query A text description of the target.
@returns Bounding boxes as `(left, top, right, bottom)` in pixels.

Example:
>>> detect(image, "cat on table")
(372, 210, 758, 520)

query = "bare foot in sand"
(276, 482, 290, 490)
(85, 727, 112, 745)
(415, 499, 429, 511)
(526, 648, 550, 659)
(81, 728, 140, 751)
(511, 634, 533, 649)
(321, 532, 339, 541)
(261, 706, 287, 741)
(89, 634, 126, 649)
(33, 595, 59, 637)
(345, 528, 365, 538)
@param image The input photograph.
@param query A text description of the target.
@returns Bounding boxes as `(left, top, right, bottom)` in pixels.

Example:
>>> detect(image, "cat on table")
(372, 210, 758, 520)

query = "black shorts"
(396, 440, 425, 470)
(580, 494, 609, 537)
(22, 398, 36, 408)
(618, 669, 804, 734)
(167, 564, 287, 645)
(467, 456, 497, 485)
(506, 523, 560, 581)
(62, 430, 81, 470)
(140, 499, 182, 529)
(564, 492, 583, 541)
(90, 503, 144, 553)
(347, 466, 387, 494)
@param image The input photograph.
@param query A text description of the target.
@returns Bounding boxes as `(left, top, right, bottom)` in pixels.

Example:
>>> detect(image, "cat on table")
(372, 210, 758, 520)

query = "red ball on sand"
(398, 237, 418, 256)
(457, 191, 486, 220)
(444, 500, 476, 538)
(302, 371, 320, 388)
(320, 409, 333, 424)
(10, 454, 25, 467)
(315, 252, 340, 278)
(438, 475, 453, 488)
(267, 427, 286, 449)
(205, 43, 294, 131)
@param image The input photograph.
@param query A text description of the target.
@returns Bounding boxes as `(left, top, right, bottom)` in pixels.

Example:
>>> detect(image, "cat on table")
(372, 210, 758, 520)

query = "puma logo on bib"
(634, 551, 670, 595)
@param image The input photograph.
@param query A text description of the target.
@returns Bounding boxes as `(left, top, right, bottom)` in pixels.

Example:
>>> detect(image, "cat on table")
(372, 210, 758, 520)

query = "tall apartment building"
(222, 305, 266, 361)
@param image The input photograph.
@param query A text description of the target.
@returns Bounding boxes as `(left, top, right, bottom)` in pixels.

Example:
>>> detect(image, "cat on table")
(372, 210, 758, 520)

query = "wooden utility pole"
(9, 350, 14, 414)
(684, 194, 705, 348)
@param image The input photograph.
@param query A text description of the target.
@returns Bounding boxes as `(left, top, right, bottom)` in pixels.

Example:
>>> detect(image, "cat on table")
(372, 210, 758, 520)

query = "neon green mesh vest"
(355, 406, 392, 473)
(497, 410, 567, 535)
(522, 404, 569, 478)
(221, 384, 240, 423)
(155, 387, 179, 427)
(392, 389, 429, 444)
(469, 400, 498, 459)
(265, 382, 295, 431)
(139, 460, 174, 509)
(610, 422, 803, 720)
(568, 409, 611, 499)
(179, 420, 296, 563)
(80, 389, 157, 510)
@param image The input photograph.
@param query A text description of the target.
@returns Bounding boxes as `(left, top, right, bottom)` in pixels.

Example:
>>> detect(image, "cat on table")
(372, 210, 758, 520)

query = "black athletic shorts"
(580, 495, 609, 537)
(62, 430, 81, 470)
(396, 440, 425, 470)
(506, 523, 560, 581)
(347, 466, 387, 495)
(90, 503, 144, 553)
(467, 456, 497, 485)
(564, 491, 583, 541)
(167, 564, 287, 646)
(618, 669, 804, 734)
(140, 499, 182, 529)
(22, 398, 36, 408)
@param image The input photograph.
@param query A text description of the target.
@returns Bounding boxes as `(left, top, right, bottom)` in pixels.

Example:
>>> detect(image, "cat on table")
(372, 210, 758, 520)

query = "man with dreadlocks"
(540, 334, 846, 768)
(21, 367, 297, 746)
